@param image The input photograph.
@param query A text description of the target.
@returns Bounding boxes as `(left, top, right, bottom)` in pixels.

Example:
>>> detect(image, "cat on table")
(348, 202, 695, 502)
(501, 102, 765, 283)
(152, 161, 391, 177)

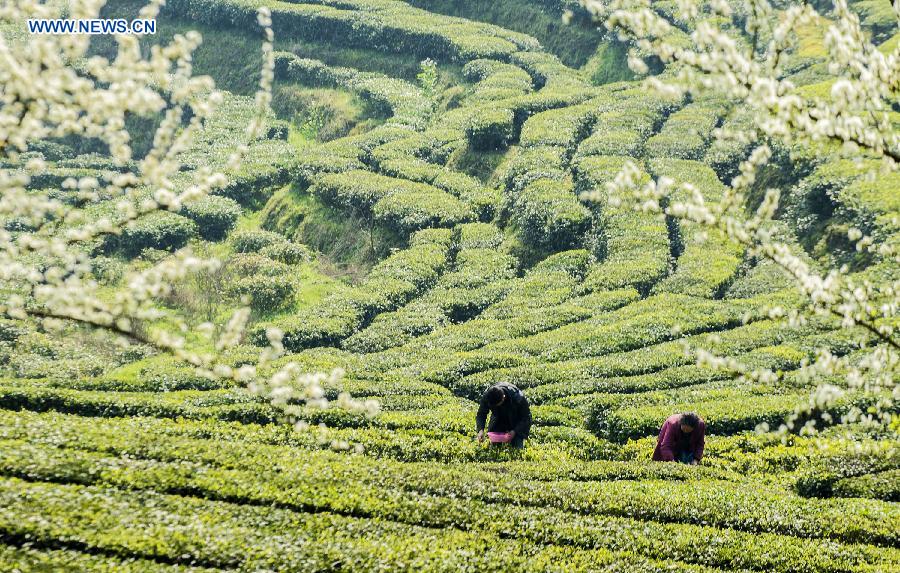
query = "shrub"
(645, 132, 708, 160)
(229, 275, 296, 311)
(518, 103, 596, 150)
(230, 229, 287, 253)
(833, 470, 900, 502)
(260, 241, 313, 264)
(99, 358, 234, 392)
(112, 211, 198, 257)
(227, 253, 289, 277)
(253, 235, 452, 350)
(513, 178, 592, 250)
(314, 170, 428, 210)
(180, 195, 242, 241)
(577, 129, 644, 157)
(0, 320, 26, 343)
(373, 189, 473, 234)
(500, 145, 567, 193)
(645, 101, 723, 160)
(456, 222, 504, 250)
(648, 158, 744, 298)
(465, 108, 515, 151)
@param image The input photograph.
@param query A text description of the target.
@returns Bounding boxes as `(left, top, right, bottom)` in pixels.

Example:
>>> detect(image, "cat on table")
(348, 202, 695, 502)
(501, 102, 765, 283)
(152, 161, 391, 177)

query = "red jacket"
(652, 414, 706, 461)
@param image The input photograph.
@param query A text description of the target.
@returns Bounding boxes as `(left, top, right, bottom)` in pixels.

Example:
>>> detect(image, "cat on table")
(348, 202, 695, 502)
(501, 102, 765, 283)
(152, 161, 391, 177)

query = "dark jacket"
(652, 414, 706, 462)
(476, 383, 532, 438)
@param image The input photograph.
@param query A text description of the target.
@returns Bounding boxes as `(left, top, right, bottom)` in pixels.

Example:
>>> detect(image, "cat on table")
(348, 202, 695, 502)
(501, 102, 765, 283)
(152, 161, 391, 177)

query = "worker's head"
(680, 412, 700, 434)
(486, 385, 506, 407)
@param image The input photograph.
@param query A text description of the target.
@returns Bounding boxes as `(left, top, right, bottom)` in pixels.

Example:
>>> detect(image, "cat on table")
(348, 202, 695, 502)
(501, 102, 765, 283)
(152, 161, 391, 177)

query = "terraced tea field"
(1, 0, 898, 571)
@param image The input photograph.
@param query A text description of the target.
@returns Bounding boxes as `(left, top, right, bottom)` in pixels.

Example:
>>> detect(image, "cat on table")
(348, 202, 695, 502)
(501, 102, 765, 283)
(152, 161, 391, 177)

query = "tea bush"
(180, 195, 242, 241)
(111, 211, 198, 257)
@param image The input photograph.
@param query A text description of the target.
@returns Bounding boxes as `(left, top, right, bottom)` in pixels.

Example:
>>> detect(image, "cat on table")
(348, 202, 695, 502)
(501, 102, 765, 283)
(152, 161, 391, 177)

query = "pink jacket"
(652, 414, 706, 462)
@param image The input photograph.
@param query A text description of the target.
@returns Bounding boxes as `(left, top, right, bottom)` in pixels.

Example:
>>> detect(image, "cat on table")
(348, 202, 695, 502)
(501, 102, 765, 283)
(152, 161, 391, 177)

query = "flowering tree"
(581, 0, 898, 434)
(0, 0, 376, 420)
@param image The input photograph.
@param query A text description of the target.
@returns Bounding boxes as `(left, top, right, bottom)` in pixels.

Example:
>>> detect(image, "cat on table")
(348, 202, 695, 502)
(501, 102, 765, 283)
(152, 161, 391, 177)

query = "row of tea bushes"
(1, 464, 896, 573)
(500, 100, 609, 250)
(175, 93, 297, 208)
(479, 293, 746, 362)
(536, 317, 838, 403)
(0, 544, 213, 573)
(574, 155, 672, 294)
(645, 99, 725, 161)
(312, 169, 475, 233)
(463, 58, 534, 102)
(410, 290, 639, 379)
(254, 229, 453, 350)
(275, 52, 432, 129)
(166, 0, 541, 63)
(703, 107, 757, 182)
(377, 158, 500, 220)
(573, 85, 679, 160)
(3, 431, 898, 548)
(445, 302, 797, 397)
(0, 393, 604, 464)
(4, 407, 890, 489)
(342, 229, 519, 352)
(647, 158, 745, 298)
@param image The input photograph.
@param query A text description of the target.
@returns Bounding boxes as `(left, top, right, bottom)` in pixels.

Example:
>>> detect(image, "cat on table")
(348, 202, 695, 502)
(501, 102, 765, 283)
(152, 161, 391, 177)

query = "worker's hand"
(691, 460, 699, 466)
(476, 430, 484, 443)
(508, 430, 516, 439)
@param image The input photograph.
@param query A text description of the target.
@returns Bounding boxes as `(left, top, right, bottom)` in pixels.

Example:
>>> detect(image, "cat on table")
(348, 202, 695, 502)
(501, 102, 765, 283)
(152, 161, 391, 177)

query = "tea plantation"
(1, 0, 898, 571)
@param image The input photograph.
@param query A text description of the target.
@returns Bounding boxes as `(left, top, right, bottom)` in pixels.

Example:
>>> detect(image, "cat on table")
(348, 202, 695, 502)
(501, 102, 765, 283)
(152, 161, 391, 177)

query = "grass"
(582, 40, 637, 86)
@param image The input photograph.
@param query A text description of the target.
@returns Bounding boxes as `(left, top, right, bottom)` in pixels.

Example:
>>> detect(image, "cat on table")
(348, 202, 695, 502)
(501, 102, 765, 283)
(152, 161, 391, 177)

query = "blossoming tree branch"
(581, 0, 898, 434)
(0, 0, 377, 421)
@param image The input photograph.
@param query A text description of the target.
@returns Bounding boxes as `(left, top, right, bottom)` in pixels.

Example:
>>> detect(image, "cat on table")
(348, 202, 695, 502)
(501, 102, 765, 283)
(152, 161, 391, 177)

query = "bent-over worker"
(475, 382, 532, 449)
(652, 412, 705, 464)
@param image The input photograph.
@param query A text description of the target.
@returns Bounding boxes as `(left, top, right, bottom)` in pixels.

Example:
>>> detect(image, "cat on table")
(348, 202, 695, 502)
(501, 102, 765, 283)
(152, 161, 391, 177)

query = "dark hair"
(680, 412, 700, 428)
(485, 386, 505, 406)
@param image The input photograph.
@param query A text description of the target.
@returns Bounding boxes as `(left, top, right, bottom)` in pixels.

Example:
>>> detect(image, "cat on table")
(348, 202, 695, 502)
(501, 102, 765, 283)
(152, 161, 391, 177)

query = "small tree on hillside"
(580, 0, 898, 435)
(417, 58, 439, 104)
(0, 0, 376, 419)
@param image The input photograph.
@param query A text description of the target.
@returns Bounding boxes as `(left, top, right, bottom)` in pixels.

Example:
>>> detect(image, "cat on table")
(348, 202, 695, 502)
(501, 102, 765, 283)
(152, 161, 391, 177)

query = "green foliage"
(417, 58, 439, 101)
(1, 409, 899, 572)
(648, 158, 745, 298)
(255, 232, 452, 350)
(230, 229, 287, 253)
(260, 241, 313, 264)
(273, 83, 367, 142)
(0, 320, 25, 343)
(110, 211, 198, 257)
(180, 195, 242, 241)
(850, 0, 897, 42)
(513, 178, 593, 250)
(575, 156, 670, 292)
(98, 357, 235, 392)
(276, 53, 431, 129)
(313, 169, 474, 233)
(403, 0, 602, 67)
(166, 0, 539, 63)
(343, 243, 518, 353)
(645, 101, 724, 160)
(230, 275, 296, 312)
(584, 40, 636, 86)
(833, 469, 900, 502)
(465, 107, 515, 150)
